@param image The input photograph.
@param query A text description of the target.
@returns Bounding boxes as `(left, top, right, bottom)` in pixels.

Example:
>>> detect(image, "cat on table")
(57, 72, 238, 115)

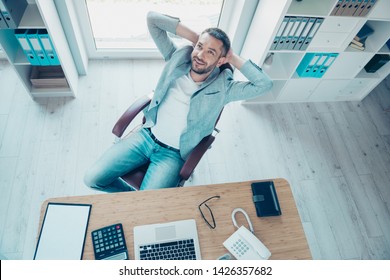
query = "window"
(73, 0, 258, 58)
(85, 0, 224, 50)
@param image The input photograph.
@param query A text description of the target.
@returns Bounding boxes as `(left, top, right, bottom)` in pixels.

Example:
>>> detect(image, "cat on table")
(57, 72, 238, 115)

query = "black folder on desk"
(251, 181, 282, 217)
(34, 203, 92, 260)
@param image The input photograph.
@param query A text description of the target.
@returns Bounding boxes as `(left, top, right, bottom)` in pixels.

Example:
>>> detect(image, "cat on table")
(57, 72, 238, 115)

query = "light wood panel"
(0, 60, 389, 260)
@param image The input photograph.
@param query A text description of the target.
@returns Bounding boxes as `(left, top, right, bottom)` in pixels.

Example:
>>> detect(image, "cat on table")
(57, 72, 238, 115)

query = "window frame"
(73, 0, 258, 59)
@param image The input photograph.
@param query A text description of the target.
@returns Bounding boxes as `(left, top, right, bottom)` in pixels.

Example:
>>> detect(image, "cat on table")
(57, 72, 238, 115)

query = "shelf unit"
(0, 0, 78, 98)
(240, 0, 390, 103)
(0, 43, 6, 59)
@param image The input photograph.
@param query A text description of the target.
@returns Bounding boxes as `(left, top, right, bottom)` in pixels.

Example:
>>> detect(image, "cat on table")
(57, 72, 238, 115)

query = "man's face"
(191, 33, 225, 75)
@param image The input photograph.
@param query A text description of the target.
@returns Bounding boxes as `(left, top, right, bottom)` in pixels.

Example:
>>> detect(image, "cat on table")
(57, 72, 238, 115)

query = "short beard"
(191, 58, 215, 75)
(191, 65, 214, 75)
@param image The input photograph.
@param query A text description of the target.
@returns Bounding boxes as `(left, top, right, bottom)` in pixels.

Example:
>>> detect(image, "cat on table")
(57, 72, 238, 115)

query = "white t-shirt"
(151, 73, 201, 149)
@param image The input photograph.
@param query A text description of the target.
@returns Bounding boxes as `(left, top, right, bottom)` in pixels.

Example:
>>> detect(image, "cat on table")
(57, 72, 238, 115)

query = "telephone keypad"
(231, 239, 250, 258)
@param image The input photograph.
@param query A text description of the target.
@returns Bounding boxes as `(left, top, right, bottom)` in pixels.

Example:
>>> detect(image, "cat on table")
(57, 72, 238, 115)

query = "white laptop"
(133, 219, 202, 260)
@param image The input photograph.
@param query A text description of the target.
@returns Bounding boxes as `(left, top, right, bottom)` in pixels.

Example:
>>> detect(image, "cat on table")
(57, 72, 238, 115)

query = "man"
(84, 11, 273, 192)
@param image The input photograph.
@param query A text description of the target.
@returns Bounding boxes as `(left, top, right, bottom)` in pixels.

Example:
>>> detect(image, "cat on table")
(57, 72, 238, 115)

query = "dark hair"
(202, 28, 231, 57)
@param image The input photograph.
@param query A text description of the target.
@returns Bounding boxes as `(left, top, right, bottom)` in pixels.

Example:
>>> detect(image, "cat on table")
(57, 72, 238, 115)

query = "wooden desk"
(38, 179, 311, 260)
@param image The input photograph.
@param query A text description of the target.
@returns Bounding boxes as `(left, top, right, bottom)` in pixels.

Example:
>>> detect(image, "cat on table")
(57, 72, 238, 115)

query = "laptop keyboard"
(139, 239, 196, 260)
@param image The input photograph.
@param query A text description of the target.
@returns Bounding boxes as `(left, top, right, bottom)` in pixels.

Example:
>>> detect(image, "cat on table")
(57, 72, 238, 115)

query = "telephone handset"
(223, 208, 271, 260)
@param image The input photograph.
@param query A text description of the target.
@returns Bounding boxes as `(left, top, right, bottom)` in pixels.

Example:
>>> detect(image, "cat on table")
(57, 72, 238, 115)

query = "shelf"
(287, 0, 335, 17)
(323, 51, 374, 79)
(308, 79, 351, 101)
(14, 47, 30, 65)
(262, 52, 304, 80)
(242, 0, 390, 104)
(359, 55, 390, 79)
(30, 87, 73, 98)
(277, 78, 321, 102)
(0, 0, 78, 99)
(362, 20, 390, 53)
(0, 48, 6, 60)
(378, 42, 390, 54)
(367, 0, 390, 21)
(18, 4, 45, 29)
(320, 16, 361, 33)
(13, 63, 72, 97)
(336, 78, 380, 101)
(309, 31, 351, 52)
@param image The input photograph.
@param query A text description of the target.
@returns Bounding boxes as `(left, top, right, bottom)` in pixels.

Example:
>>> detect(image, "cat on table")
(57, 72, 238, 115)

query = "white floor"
(0, 59, 389, 260)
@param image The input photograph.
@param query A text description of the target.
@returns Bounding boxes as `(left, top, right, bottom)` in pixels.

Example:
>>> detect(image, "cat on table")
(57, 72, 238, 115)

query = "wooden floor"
(0, 59, 389, 260)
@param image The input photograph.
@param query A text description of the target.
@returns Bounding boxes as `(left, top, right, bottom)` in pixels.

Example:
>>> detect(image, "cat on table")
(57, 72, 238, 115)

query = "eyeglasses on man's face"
(198, 195, 220, 229)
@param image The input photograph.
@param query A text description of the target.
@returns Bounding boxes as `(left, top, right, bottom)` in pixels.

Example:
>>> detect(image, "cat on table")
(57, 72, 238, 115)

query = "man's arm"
(175, 23, 199, 45)
(147, 11, 181, 61)
(222, 48, 245, 70)
(225, 60, 273, 102)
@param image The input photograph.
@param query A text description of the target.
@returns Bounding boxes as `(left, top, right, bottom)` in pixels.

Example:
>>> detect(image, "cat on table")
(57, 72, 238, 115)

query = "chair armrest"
(180, 135, 215, 180)
(112, 95, 152, 137)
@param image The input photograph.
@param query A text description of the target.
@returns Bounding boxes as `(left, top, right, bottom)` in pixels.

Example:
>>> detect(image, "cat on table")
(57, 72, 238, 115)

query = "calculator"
(91, 223, 129, 260)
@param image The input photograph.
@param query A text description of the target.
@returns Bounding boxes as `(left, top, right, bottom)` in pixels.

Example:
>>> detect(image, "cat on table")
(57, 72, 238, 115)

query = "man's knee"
(83, 168, 98, 189)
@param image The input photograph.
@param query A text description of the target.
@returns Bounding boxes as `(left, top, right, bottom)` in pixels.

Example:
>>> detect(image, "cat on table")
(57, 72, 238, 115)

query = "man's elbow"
(147, 11, 156, 19)
(265, 79, 273, 91)
(146, 11, 158, 26)
(259, 79, 274, 95)
(251, 79, 273, 98)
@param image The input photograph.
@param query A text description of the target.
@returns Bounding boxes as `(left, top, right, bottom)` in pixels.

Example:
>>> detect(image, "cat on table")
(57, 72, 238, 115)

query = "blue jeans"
(84, 128, 184, 192)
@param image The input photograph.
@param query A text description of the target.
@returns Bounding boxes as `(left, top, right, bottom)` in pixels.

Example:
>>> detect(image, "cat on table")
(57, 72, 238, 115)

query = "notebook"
(133, 219, 202, 260)
(251, 181, 282, 217)
(34, 203, 92, 260)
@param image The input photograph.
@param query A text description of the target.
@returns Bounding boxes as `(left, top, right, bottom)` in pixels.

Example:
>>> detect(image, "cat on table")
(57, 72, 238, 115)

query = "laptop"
(133, 219, 202, 260)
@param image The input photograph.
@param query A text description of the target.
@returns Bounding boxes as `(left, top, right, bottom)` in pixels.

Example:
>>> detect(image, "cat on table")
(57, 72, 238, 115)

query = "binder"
(0, 1, 9, 29)
(27, 29, 50, 66)
(296, 53, 321, 77)
(276, 17, 293, 50)
(37, 29, 60, 65)
(343, 0, 359, 16)
(0, 8, 8, 28)
(14, 29, 40, 65)
(286, 17, 301, 50)
(284, 17, 298, 50)
(288, 17, 307, 50)
(301, 18, 323, 51)
(355, 0, 369, 16)
(295, 17, 315, 50)
(317, 53, 338, 77)
(271, 17, 289, 50)
(331, 0, 345, 16)
(335, 0, 349, 16)
(351, 0, 363, 16)
(312, 54, 328, 77)
(359, 0, 376, 17)
(0, 0, 28, 29)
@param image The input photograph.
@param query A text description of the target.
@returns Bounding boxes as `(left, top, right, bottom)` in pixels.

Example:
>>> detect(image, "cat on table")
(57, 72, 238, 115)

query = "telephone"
(223, 208, 271, 260)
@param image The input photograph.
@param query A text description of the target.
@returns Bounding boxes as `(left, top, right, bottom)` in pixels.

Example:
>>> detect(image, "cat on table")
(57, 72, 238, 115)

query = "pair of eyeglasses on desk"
(198, 195, 220, 229)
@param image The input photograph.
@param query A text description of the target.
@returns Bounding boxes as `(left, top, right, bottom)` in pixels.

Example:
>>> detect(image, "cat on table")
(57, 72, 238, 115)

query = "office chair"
(112, 93, 221, 190)
(112, 64, 232, 190)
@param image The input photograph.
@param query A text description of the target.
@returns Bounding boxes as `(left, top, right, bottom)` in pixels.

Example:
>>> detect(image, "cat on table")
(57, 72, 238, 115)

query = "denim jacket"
(144, 12, 273, 159)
